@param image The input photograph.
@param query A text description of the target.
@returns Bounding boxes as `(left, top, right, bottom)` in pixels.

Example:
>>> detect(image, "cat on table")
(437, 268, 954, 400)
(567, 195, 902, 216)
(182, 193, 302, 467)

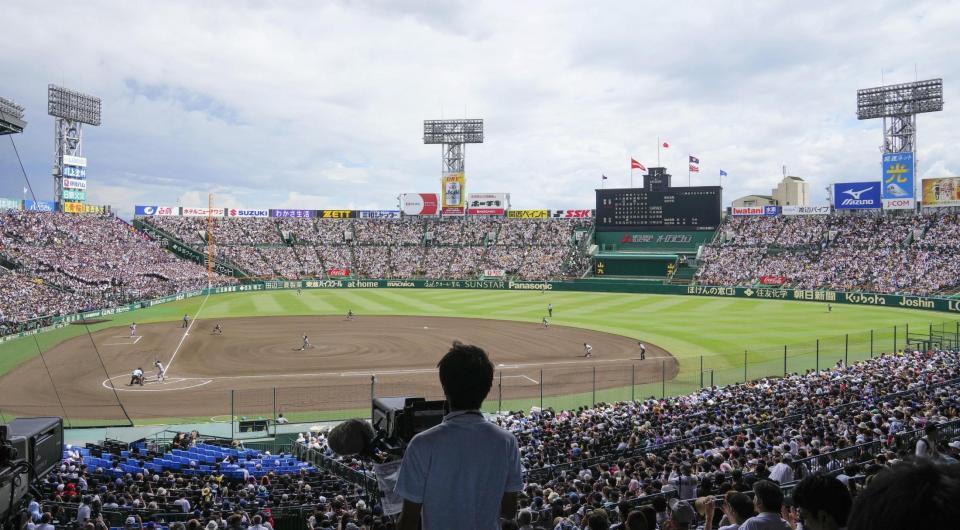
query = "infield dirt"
(0, 315, 677, 422)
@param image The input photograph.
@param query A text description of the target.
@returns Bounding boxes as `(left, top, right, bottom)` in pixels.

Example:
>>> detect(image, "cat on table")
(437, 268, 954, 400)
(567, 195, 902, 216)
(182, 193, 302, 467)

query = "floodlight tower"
(0, 96, 27, 135)
(423, 119, 483, 214)
(48, 84, 101, 211)
(857, 78, 943, 154)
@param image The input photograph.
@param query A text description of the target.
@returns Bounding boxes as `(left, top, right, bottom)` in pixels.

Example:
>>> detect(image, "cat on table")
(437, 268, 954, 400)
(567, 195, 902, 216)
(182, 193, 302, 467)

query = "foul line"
(164, 290, 211, 377)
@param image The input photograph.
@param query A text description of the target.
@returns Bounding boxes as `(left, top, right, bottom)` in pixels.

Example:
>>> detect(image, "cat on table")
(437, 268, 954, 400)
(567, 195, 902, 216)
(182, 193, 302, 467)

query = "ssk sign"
(552, 209, 593, 218)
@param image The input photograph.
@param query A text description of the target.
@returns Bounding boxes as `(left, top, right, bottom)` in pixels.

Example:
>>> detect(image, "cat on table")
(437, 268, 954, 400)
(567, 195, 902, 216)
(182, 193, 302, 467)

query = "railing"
(292, 443, 380, 504)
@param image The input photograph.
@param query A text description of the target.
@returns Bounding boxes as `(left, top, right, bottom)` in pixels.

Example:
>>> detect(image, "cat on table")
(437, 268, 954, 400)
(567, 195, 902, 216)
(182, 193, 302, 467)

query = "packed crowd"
(0, 212, 236, 334)
(698, 213, 960, 295)
(143, 216, 592, 281)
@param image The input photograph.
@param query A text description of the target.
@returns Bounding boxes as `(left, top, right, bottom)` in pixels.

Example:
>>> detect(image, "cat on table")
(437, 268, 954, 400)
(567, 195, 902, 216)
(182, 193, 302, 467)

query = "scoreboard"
(596, 186, 722, 231)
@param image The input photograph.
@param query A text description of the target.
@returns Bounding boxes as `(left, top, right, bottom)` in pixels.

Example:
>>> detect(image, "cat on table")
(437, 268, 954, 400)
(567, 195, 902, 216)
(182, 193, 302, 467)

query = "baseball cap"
(125, 516, 137, 525)
(668, 498, 696, 525)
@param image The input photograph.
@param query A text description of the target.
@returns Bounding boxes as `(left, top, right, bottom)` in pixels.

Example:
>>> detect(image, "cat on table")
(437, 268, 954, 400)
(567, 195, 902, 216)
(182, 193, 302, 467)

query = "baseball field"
(1, 288, 957, 427)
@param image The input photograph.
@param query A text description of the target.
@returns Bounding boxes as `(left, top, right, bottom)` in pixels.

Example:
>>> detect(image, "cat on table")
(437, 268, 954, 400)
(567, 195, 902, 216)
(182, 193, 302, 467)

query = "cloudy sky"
(1, 0, 958, 218)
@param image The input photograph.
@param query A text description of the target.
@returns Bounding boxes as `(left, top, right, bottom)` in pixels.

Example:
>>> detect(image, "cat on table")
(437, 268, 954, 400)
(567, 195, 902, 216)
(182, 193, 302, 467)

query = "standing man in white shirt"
(396, 342, 523, 530)
(768, 454, 795, 484)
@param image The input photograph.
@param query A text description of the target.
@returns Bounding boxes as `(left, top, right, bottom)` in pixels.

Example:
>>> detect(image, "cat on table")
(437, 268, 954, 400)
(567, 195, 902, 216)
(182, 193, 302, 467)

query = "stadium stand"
(696, 213, 960, 295)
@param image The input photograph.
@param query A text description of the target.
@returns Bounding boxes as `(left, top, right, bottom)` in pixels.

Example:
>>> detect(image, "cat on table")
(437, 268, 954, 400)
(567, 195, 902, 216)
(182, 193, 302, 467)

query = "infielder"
(129, 322, 137, 337)
(583, 343, 593, 358)
(639, 342, 646, 360)
(212, 323, 223, 335)
(299, 334, 312, 351)
(542, 317, 550, 328)
(346, 309, 354, 321)
(154, 360, 167, 382)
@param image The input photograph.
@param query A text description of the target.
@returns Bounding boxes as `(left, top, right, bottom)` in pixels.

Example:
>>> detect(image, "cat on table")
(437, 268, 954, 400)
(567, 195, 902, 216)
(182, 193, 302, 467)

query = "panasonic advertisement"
(833, 182, 882, 210)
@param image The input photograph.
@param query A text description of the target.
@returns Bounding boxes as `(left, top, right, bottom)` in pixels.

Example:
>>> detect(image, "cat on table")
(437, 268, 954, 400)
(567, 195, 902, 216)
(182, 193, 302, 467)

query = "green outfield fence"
(221, 317, 960, 430)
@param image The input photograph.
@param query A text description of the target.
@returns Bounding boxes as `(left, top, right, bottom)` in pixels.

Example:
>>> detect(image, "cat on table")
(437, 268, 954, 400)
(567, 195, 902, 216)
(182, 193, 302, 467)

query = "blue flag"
(719, 169, 728, 177)
(602, 174, 608, 180)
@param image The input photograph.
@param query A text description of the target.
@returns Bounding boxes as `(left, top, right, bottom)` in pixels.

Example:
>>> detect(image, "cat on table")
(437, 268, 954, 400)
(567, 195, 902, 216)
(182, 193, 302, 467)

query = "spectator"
(791, 475, 851, 530)
(740, 480, 790, 530)
(847, 460, 960, 530)
(396, 342, 524, 529)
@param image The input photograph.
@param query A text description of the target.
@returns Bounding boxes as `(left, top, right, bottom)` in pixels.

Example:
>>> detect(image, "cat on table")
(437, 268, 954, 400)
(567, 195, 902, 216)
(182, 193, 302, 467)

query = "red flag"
(689, 164, 700, 173)
(630, 159, 646, 171)
(662, 142, 670, 148)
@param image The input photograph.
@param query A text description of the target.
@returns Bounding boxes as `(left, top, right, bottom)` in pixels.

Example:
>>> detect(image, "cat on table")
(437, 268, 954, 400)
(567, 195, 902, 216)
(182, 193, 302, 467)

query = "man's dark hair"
(585, 509, 610, 530)
(652, 497, 667, 512)
(848, 460, 960, 530)
(437, 342, 494, 410)
(792, 474, 851, 527)
(725, 492, 754, 522)
(752, 479, 783, 513)
(625, 510, 649, 530)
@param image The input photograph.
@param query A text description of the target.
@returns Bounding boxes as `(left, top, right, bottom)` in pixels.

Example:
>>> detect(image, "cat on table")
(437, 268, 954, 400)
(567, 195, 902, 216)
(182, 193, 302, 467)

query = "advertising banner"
(24, 200, 56, 212)
(441, 172, 465, 215)
(61, 189, 86, 201)
(921, 177, 960, 208)
(358, 210, 401, 219)
(882, 152, 915, 209)
(400, 193, 439, 216)
(551, 209, 594, 218)
(62, 155, 87, 167)
(731, 206, 780, 216)
(759, 275, 786, 285)
(227, 208, 269, 218)
(327, 268, 350, 277)
(270, 209, 316, 218)
(62, 166, 86, 178)
(507, 209, 549, 219)
(317, 209, 356, 219)
(782, 205, 831, 215)
(0, 197, 21, 211)
(182, 207, 226, 217)
(466, 193, 509, 215)
(62, 178, 87, 189)
(833, 182, 881, 209)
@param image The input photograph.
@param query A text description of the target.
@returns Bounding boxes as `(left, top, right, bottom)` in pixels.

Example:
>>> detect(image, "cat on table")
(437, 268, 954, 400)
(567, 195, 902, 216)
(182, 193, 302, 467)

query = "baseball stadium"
(2, 4, 960, 530)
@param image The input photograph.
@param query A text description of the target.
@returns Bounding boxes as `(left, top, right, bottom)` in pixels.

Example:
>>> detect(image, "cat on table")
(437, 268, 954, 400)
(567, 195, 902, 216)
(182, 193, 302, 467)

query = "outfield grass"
(2, 288, 958, 426)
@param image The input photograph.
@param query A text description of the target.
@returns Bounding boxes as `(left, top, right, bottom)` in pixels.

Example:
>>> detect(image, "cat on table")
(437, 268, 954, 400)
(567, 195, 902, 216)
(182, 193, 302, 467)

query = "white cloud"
(1, 0, 959, 217)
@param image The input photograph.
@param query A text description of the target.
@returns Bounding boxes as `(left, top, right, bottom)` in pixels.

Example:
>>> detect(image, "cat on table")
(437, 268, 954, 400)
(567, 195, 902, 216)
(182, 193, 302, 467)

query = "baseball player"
(212, 323, 223, 335)
(129, 322, 137, 337)
(182, 314, 190, 328)
(639, 342, 646, 360)
(542, 317, 550, 328)
(297, 288, 302, 296)
(346, 309, 354, 321)
(299, 334, 311, 351)
(154, 360, 167, 382)
(583, 343, 593, 358)
(547, 303, 553, 318)
(129, 367, 144, 386)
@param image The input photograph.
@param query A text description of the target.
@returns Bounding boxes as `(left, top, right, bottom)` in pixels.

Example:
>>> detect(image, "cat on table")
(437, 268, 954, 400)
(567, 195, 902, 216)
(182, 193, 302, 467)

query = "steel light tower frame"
(48, 84, 101, 210)
(423, 119, 484, 173)
(0, 96, 27, 135)
(857, 78, 943, 154)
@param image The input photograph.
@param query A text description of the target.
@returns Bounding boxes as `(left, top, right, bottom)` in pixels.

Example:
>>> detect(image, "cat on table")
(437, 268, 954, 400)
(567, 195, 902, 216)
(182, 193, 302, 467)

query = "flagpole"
(657, 136, 661, 166)
(630, 167, 633, 188)
(688, 165, 691, 187)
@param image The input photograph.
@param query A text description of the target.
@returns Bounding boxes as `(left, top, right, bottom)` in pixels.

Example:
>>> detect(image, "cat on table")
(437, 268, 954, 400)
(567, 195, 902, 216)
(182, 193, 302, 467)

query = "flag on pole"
(689, 164, 700, 173)
(630, 159, 646, 171)
(720, 169, 728, 177)
(602, 174, 608, 180)
(662, 141, 670, 148)
(689, 155, 699, 164)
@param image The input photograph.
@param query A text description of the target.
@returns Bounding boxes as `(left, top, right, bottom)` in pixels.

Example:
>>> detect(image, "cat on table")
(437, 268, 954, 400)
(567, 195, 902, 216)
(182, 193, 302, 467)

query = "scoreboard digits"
(596, 187, 722, 231)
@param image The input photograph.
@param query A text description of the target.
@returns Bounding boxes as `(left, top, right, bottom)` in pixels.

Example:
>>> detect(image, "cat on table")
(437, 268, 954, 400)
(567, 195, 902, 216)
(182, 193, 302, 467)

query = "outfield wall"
(3, 279, 959, 345)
